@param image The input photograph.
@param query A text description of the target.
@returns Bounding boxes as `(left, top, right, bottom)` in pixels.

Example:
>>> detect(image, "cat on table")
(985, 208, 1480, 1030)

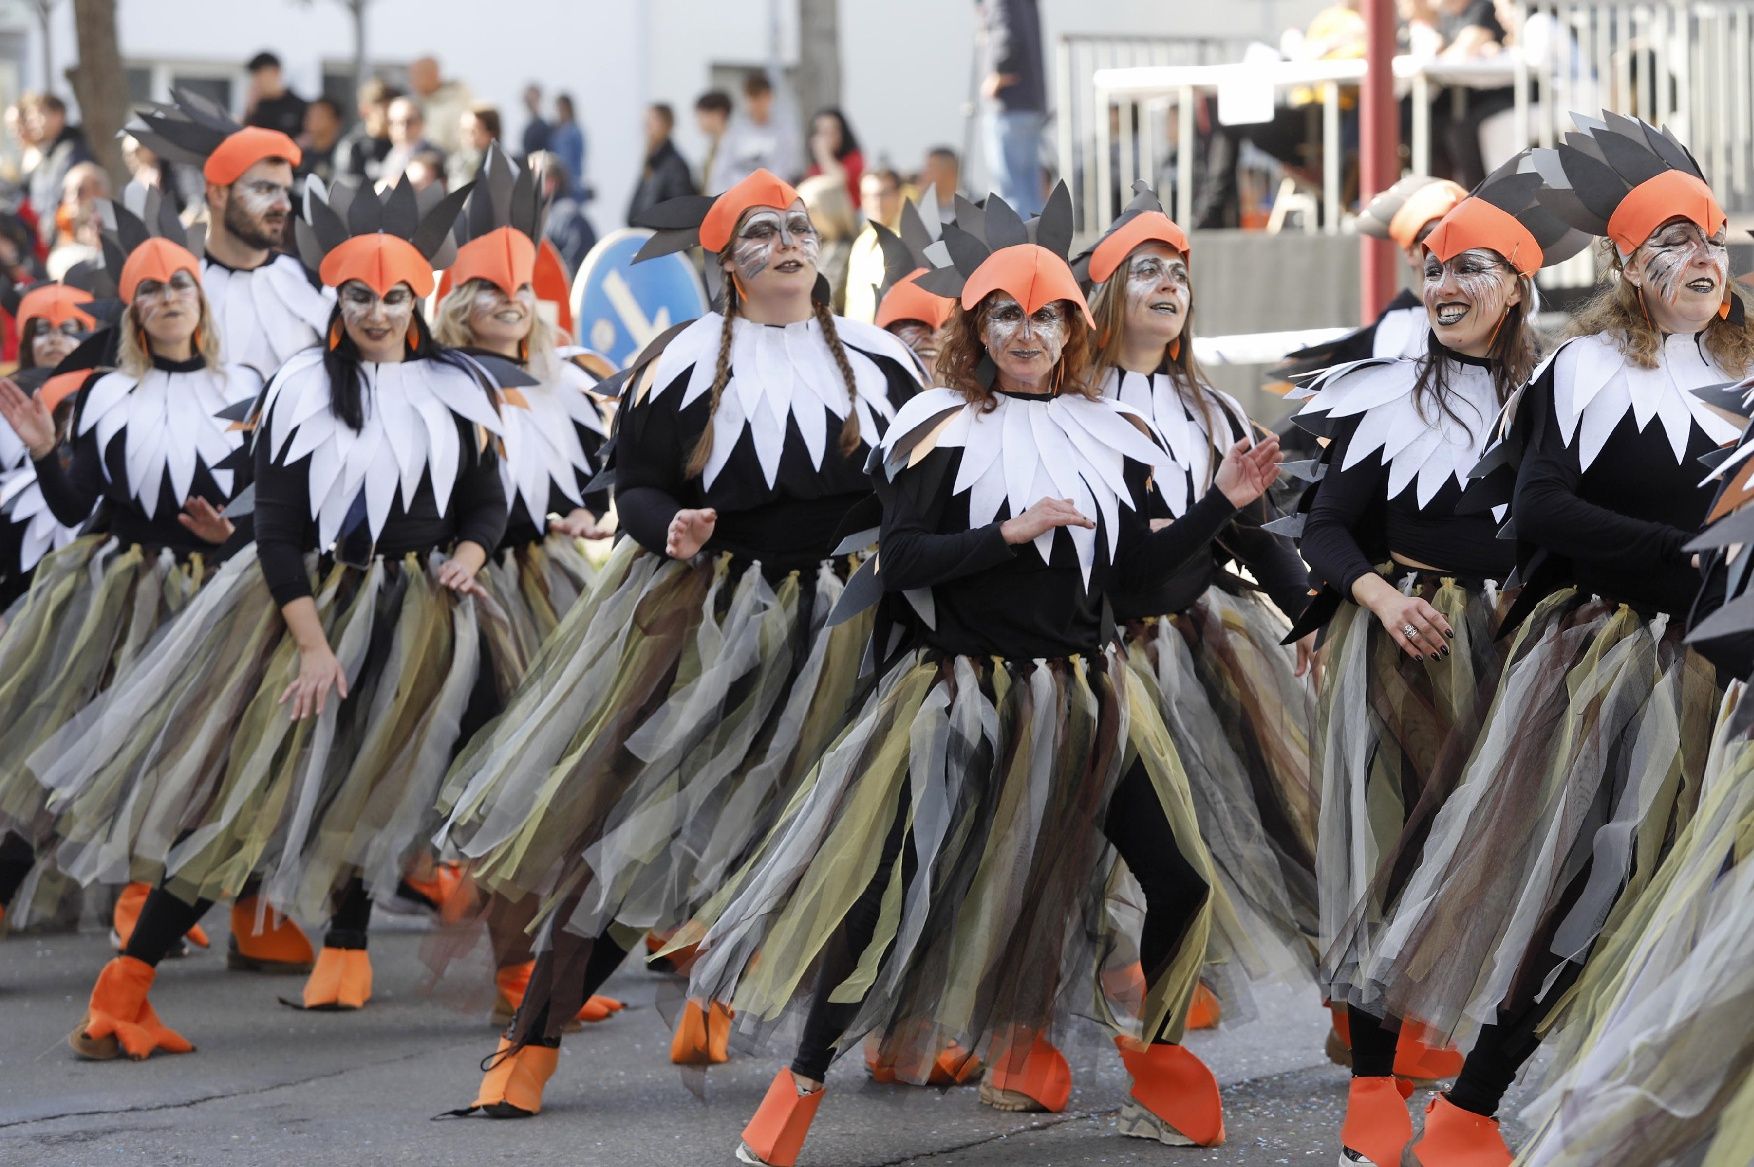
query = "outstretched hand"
(666, 507, 717, 559)
(1214, 434, 1282, 508)
(0, 377, 56, 459)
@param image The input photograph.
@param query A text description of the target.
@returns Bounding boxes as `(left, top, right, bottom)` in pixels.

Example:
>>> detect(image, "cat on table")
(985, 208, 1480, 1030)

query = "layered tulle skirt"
(680, 647, 1226, 1078)
(33, 547, 518, 928)
(1316, 571, 1510, 1008)
(435, 541, 870, 944)
(0, 536, 211, 846)
(481, 532, 600, 663)
(1353, 590, 1718, 1035)
(1514, 684, 1753, 1167)
(1121, 586, 1317, 997)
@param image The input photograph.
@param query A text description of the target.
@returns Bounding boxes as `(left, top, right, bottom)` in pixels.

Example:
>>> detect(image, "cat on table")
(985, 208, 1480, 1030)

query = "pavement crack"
(873, 1108, 1117, 1166)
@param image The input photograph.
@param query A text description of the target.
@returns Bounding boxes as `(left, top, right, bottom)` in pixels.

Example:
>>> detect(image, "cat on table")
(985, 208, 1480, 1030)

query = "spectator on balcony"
(244, 52, 308, 140)
(628, 102, 697, 228)
(336, 80, 397, 184)
(693, 89, 733, 194)
(1425, 0, 1517, 188)
(806, 108, 863, 203)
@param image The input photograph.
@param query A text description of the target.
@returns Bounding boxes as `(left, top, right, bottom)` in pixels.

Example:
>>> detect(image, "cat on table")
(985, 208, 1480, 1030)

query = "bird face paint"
(890, 320, 941, 381)
(1423, 247, 1517, 356)
(132, 268, 202, 351)
(1632, 217, 1728, 332)
(340, 279, 416, 362)
(1120, 242, 1190, 348)
(221, 160, 294, 251)
(29, 319, 82, 368)
(466, 280, 535, 354)
(728, 202, 820, 289)
(983, 294, 1069, 390)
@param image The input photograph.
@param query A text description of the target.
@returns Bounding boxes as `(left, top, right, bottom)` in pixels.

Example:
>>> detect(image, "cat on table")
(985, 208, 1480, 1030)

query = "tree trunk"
(67, 0, 127, 187)
(796, 0, 842, 121)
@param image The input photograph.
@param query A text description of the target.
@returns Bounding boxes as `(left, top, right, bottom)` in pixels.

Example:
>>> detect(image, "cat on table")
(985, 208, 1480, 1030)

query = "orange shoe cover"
(292, 946, 372, 1010)
(1407, 1095, 1512, 1166)
(865, 1037, 982, 1086)
(1395, 1022, 1465, 1083)
(70, 956, 194, 1060)
(466, 1036, 560, 1118)
(981, 1032, 1072, 1113)
(111, 882, 150, 950)
(737, 1069, 823, 1167)
(227, 896, 315, 972)
(577, 994, 624, 1023)
(401, 860, 477, 924)
(1340, 1077, 1414, 1166)
(1187, 982, 1222, 1030)
(670, 999, 733, 1065)
(1114, 1038, 1225, 1147)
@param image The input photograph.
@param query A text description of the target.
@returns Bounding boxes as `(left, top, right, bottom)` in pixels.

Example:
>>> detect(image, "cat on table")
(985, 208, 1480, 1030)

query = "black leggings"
(0, 831, 33, 910)
(122, 875, 374, 966)
(790, 757, 1210, 1082)
(505, 924, 634, 1047)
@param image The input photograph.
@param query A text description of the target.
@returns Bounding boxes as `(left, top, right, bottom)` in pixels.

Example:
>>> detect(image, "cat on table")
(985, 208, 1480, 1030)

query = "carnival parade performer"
(1351, 115, 1748, 1166)
(0, 196, 259, 931)
(864, 187, 955, 383)
(34, 175, 526, 1057)
(676, 186, 1282, 1166)
(437, 168, 924, 1117)
(1272, 160, 1587, 1167)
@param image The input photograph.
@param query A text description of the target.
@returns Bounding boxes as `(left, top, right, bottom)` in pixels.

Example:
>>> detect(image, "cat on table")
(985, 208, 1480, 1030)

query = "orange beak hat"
(915, 181, 1095, 329)
(1358, 174, 1468, 250)
(1072, 180, 1190, 287)
(1423, 154, 1591, 278)
(127, 88, 301, 186)
(297, 174, 473, 299)
(630, 168, 815, 306)
(1531, 111, 1726, 259)
(433, 144, 573, 334)
(99, 187, 205, 304)
(9, 282, 96, 340)
(869, 187, 956, 331)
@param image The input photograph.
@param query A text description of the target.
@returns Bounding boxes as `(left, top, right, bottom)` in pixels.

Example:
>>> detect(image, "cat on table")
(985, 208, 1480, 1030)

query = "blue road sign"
(571, 228, 709, 368)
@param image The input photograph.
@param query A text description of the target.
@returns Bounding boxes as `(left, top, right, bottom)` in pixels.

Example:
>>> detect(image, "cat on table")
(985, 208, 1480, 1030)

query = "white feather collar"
(1532, 331, 1742, 469)
(500, 358, 607, 527)
(1372, 303, 1430, 360)
(878, 386, 1173, 587)
(1293, 355, 1505, 518)
(77, 364, 261, 518)
(1101, 367, 1247, 518)
(638, 311, 916, 489)
(202, 254, 334, 375)
(0, 461, 83, 571)
(264, 351, 505, 549)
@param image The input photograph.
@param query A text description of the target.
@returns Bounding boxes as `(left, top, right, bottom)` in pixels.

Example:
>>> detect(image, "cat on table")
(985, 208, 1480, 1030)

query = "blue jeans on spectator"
(985, 108, 1045, 216)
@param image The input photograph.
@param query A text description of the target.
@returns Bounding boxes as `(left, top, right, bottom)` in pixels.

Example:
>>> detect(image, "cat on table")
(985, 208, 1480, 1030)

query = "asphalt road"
(0, 915, 1537, 1167)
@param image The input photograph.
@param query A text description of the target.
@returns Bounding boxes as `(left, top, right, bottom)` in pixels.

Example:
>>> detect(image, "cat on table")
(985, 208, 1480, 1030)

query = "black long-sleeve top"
(31, 358, 239, 559)
(876, 438, 1238, 661)
(612, 342, 919, 577)
(1513, 362, 1720, 616)
(253, 386, 508, 607)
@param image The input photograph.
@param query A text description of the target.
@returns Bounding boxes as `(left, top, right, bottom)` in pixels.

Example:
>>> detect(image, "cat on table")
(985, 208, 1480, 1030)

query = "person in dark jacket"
(975, 0, 1047, 215)
(627, 103, 698, 228)
(243, 52, 308, 140)
(22, 95, 92, 246)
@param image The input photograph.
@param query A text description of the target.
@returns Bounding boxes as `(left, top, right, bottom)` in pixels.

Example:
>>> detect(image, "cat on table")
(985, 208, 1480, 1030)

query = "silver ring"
(1401, 624, 1418, 639)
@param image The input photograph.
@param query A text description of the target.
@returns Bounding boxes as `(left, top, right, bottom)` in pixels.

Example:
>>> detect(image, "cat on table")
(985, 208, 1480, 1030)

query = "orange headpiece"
(203, 127, 301, 185)
(448, 225, 536, 299)
(1086, 211, 1189, 284)
(14, 284, 96, 337)
(699, 169, 803, 253)
(319, 234, 436, 298)
(867, 190, 955, 331)
(1533, 112, 1725, 257)
(1423, 158, 1588, 277)
(99, 188, 205, 304)
(434, 146, 575, 335)
(875, 269, 954, 331)
(129, 90, 299, 187)
(916, 182, 1091, 325)
(1358, 175, 1468, 250)
(961, 244, 1094, 328)
(299, 175, 472, 299)
(118, 237, 203, 302)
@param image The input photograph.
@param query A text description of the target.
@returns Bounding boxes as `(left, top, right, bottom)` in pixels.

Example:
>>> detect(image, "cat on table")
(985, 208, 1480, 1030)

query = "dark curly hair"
(934, 294, 1099, 410)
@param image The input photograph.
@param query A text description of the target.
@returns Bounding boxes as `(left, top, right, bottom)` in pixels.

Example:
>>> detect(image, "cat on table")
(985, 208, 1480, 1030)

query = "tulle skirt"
(34, 547, 518, 928)
(1121, 585, 1318, 1001)
(435, 541, 871, 943)
(679, 647, 1226, 1079)
(1514, 684, 1753, 1167)
(0, 536, 210, 845)
(481, 532, 599, 665)
(1355, 590, 1718, 1035)
(1316, 571, 1511, 1009)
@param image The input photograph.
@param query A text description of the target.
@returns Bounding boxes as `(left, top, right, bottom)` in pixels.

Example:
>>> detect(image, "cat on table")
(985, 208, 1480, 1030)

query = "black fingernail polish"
(1414, 654, 1423, 662)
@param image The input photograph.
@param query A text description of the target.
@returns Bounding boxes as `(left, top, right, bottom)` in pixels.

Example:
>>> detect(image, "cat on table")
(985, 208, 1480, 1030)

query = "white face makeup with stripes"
(983, 294, 1068, 388)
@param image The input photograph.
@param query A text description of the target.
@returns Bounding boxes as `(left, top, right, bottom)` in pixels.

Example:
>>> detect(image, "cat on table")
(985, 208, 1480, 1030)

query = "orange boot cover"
(1395, 1021, 1465, 1083)
(71, 956, 194, 1060)
(1340, 1077, 1415, 1167)
(1115, 1039, 1225, 1147)
(982, 1032, 1072, 1113)
(577, 994, 625, 1023)
(866, 1038, 982, 1086)
(470, 1037, 560, 1118)
(670, 999, 733, 1065)
(1408, 1095, 1512, 1167)
(1186, 982, 1222, 1030)
(493, 959, 534, 1022)
(111, 882, 150, 950)
(228, 896, 315, 971)
(739, 1069, 824, 1167)
(402, 860, 478, 924)
(297, 946, 373, 1010)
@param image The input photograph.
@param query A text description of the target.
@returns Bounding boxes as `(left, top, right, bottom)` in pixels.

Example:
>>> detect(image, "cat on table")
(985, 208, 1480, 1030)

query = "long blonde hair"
(433, 277, 560, 378)
(1086, 266, 1219, 456)
(117, 295, 222, 376)
(1568, 238, 1754, 375)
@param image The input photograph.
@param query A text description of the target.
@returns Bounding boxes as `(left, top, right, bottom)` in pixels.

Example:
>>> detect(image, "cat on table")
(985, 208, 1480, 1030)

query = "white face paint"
(220, 159, 294, 251)
(29, 319, 81, 367)
(889, 320, 941, 381)
(1423, 247, 1520, 356)
(339, 279, 417, 362)
(982, 293, 1070, 390)
(725, 201, 820, 291)
(1629, 217, 1729, 333)
(132, 268, 202, 351)
(1119, 242, 1190, 349)
(464, 280, 535, 355)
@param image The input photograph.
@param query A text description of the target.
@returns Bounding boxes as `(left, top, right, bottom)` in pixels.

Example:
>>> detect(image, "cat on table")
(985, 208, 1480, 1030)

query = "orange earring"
(1168, 337, 1181, 361)
(405, 320, 419, 350)
(327, 319, 343, 350)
